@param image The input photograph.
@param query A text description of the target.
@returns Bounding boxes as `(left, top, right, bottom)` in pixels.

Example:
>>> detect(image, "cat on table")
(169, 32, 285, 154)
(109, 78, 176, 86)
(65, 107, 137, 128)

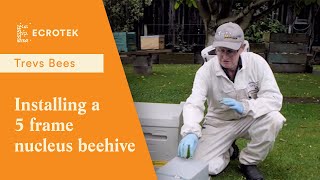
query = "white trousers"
(193, 111, 285, 175)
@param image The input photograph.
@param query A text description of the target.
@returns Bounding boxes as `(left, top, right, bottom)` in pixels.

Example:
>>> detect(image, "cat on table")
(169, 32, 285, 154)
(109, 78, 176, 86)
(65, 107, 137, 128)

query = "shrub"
(245, 17, 286, 43)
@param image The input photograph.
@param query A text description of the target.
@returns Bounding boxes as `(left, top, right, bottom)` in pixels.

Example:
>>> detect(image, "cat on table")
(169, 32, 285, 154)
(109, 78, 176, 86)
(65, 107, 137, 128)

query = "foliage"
(167, 40, 197, 53)
(244, 17, 286, 43)
(167, 25, 198, 52)
(297, 0, 320, 6)
(174, 0, 197, 10)
(172, 39, 197, 52)
(174, 0, 320, 46)
(103, 0, 152, 32)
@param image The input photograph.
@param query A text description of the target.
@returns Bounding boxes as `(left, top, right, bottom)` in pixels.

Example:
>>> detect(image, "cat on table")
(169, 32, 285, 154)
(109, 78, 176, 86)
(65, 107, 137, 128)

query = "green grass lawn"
(124, 64, 320, 179)
(124, 64, 320, 102)
(124, 64, 200, 103)
(276, 73, 320, 97)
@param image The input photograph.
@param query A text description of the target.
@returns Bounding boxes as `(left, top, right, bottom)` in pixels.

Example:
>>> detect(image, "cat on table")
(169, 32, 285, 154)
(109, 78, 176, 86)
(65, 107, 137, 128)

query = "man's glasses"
(216, 47, 238, 56)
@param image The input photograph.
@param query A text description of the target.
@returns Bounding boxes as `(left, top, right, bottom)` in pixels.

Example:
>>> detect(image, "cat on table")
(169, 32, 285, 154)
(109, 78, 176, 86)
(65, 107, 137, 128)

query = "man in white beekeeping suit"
(177, 22, 286, 180)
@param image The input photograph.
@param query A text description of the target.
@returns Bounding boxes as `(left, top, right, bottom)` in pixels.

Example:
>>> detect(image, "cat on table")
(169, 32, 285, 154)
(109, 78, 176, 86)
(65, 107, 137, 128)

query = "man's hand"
(221, 98, 244, 114)
(177, 133, 198, 159)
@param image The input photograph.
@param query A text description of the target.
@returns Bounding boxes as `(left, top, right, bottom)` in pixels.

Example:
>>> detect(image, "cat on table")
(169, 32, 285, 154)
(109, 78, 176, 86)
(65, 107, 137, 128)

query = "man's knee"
(251, 111, 285, 142)
(207, 155, 230, 175)
(265, 111, 286, 133)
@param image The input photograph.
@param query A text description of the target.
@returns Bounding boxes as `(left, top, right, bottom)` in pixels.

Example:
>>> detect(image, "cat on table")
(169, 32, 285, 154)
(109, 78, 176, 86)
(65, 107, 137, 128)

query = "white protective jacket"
(181, 52, 283, 137)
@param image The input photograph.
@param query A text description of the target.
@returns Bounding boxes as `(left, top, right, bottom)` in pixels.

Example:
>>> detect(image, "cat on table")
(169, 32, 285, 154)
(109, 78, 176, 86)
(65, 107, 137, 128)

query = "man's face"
(216, 46, 244, 70)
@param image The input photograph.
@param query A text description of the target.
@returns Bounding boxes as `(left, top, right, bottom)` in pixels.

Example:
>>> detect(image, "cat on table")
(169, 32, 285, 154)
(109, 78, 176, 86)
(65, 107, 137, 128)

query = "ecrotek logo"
(32, 29, 79, 37)
(17, 22, 79, 43)
(17, 23, 30, 43)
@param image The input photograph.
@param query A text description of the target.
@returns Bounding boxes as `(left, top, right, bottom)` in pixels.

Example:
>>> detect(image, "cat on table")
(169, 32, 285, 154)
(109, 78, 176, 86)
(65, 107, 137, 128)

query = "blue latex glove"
(221, 98, 244, 114)
(177, 133, 198, 159)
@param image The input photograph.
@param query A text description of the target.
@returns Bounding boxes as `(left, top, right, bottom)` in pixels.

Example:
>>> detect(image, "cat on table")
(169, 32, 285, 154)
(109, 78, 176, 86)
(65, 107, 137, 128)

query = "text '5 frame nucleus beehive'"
(134, 102, 184, 161)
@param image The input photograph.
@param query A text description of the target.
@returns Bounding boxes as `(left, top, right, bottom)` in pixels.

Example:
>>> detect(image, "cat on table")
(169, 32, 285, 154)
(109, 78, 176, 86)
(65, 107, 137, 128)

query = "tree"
(103, 0, 152, 32)
(175, 0, 320, 46)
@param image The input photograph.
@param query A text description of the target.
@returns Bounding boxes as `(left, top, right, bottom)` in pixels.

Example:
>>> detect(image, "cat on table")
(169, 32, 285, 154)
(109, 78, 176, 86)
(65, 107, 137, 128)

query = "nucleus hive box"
(134, 102, 184, 161)
(140, 35, 165, 50)
(156, 157, 209, 180)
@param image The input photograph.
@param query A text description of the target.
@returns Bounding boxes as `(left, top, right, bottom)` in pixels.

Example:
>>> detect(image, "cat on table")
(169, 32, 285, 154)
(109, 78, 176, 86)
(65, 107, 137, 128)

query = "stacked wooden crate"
(113, 32, 137, 52)
(250, 43, 269, 60)
(267, 33, 309, 73)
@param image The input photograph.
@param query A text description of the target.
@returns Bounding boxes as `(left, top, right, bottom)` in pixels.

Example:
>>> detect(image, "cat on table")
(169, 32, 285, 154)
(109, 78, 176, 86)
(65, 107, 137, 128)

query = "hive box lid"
(134, 102, 184, 128)
(156, 157, 209, 180)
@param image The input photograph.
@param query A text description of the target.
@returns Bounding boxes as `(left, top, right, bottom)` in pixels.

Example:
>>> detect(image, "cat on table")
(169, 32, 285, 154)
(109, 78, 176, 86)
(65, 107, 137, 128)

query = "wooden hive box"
(113, 32, 137, 52)
(141, 35, 165, 50)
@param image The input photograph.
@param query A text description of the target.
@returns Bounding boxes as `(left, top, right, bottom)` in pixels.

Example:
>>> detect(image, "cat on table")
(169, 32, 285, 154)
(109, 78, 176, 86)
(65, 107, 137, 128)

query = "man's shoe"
(230, 141, 239, 160)
(239, 164, 264, 180)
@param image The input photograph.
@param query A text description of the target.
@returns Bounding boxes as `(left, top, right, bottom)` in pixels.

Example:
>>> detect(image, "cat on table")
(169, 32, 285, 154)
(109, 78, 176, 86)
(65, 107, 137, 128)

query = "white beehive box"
(134, 102, 184, 161)
(140, 35, 165, 50)
(156, 157, 209, 180)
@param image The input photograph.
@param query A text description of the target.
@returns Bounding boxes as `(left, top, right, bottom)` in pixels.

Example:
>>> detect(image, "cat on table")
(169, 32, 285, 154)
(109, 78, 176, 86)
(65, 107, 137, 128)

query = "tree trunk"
(206, 32, 214, 47)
